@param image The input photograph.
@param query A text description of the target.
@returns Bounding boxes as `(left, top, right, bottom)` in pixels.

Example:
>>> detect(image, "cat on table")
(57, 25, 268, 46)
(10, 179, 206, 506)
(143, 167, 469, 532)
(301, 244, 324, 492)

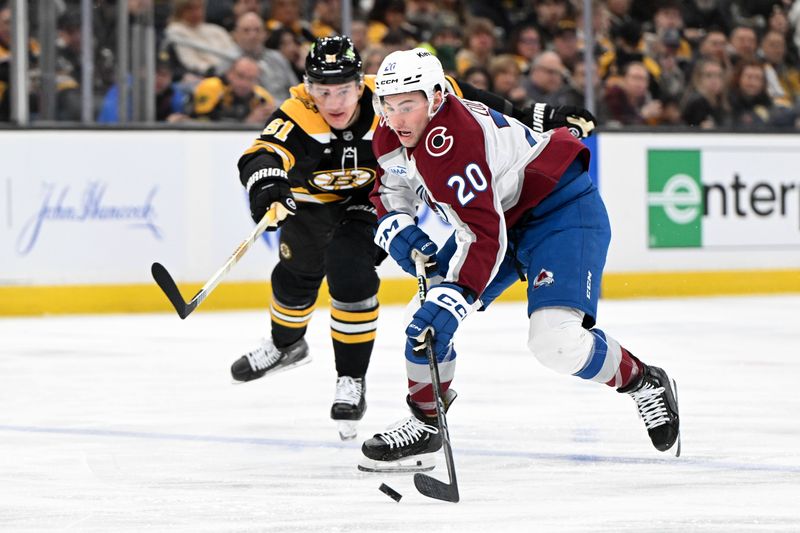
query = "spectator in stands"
(603, 61, 663, 126)
(488, 54, 526, 106)
(362, 45, 387, 75)
(192, 55, 274, 123)
(97, 51, 191, 123)
(53, 10, 85, 121)
(598, 20, 662, 97)
(551, 20, 580, 71)
(506, 24, 542, 74)
(366, 0, 420, 46)
(766, 4, 799, 65)
(727, 59, 774, 129)
(455, 17, 497, 76)
(729, 25, 758, 66)
(266, 0, 315, 44)
(525, 0, 573, 44)
(231, 12, 298, 104)
(350, 19, 369, 53)
(265, 27, 305, 82)
(654, 29, 688, 102)
(605, 0, 635, 33)
(427, 23, 462, 74)
(682, 0, 732, 43)
(310, 0, 340, 38)
(164, 0, 239, 83)
(209, 0, 261, 32)
(759, 30, 800, 107)
(643, 0, 692, 62)
(659, 94, 683, 125)
(522, 50, 567, 106)
(461, 65, 491, 91)
(680, 58, 728, 128)
(696, 29, 730, 69)
(405, 0, 444, 43)
(561, 60, 600, 110)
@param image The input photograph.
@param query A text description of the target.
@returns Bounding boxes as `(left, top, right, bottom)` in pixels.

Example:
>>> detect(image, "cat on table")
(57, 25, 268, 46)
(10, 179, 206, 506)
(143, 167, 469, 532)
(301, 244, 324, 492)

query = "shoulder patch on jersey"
(424, 126, 454, 157)
(281, 86, 330, 137)
(387, 165, 408, 177)
(281, 98, 331, 136)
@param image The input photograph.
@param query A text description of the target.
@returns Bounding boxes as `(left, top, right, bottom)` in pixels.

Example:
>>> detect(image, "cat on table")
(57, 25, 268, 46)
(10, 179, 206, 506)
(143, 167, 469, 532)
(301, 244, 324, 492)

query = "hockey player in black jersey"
(230, 35, 597, 440)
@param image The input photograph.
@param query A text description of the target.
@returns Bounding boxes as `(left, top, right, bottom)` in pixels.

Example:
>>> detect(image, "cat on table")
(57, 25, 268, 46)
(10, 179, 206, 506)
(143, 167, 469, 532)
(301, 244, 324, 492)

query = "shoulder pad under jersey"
(281, 83, 330, 138)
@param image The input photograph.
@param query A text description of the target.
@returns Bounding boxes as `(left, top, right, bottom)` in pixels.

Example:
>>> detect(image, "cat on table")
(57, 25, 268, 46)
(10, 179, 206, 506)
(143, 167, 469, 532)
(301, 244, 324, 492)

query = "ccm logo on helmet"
(378, 78, 398, 86)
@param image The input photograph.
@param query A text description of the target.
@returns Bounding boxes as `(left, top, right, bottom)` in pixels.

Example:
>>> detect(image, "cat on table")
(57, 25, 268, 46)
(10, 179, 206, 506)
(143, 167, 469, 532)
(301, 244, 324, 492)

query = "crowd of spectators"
(2, 0, 800, 129)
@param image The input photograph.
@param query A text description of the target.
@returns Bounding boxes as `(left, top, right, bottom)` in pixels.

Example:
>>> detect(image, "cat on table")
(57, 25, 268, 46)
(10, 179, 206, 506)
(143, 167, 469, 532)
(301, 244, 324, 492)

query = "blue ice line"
(2, 424, 799, 475)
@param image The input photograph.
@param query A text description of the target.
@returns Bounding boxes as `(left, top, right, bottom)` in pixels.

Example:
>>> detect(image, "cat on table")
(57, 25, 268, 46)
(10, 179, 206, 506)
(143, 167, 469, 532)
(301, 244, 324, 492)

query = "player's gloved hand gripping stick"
(151, 203, 291, 319)
(411, 252, 460, 503)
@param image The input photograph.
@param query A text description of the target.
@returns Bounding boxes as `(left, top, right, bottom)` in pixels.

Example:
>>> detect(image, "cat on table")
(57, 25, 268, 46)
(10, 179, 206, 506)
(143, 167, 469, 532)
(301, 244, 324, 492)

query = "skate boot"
(619, 364, 681, 456)
(230, 337, 310, 382)
(331, 376, 366, 441)
(358, 389, 457, 473)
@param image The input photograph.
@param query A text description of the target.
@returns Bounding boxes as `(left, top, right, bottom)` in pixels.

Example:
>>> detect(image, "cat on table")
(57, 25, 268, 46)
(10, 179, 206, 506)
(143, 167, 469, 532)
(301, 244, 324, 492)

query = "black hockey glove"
(245, 168, 297, 228)
(531, 102, 596, 139)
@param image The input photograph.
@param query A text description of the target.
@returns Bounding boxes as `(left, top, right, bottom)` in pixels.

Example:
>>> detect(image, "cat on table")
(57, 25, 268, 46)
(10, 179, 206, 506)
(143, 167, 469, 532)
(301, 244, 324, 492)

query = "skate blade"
(670, 378, 681, 458)
(337, 421, 358, 441)
(357, 454, 436, 473)
(230, 356, 312, 384)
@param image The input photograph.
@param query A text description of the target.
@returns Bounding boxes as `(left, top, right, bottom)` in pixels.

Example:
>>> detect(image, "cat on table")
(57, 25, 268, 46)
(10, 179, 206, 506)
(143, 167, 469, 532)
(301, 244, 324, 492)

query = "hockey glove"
(406, 283, 474, 359)
(375, 212, 438, 277)
(531, 102, 596, 139)
(245, 168, 297, 227)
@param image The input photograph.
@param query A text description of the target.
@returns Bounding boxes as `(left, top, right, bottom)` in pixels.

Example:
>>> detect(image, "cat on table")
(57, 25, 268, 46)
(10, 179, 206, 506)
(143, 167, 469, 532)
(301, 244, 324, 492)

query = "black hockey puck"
(379, 483, 402, 502)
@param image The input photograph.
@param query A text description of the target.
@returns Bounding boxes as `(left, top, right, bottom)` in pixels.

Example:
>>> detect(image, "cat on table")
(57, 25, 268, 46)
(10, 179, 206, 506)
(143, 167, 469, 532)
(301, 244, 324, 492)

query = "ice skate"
(331, 376, 366, 440)
(358, 389, 456, 473)
(230, 337, 310, 382)
(619, 365, 681, 456)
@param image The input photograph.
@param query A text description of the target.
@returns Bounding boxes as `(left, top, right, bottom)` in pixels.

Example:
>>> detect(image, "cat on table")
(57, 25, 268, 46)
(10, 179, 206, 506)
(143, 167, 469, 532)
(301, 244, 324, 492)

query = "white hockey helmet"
(373, 48, 447, 116)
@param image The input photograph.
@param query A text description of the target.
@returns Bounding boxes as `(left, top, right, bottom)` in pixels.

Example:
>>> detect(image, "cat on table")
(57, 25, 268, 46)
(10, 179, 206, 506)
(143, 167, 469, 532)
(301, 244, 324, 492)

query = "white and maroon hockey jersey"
(370, 94, 589, 297)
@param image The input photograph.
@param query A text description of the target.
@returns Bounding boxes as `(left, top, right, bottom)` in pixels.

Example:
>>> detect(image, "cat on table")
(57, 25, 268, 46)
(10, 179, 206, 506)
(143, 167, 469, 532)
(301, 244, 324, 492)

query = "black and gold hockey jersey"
(238, 75, 474, 207)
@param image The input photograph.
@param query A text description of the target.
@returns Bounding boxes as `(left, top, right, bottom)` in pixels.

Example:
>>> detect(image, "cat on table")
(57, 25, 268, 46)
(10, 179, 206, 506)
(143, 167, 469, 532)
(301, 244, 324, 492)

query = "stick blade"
(413, 473, 459, 503)
(151, 262, 189, 319)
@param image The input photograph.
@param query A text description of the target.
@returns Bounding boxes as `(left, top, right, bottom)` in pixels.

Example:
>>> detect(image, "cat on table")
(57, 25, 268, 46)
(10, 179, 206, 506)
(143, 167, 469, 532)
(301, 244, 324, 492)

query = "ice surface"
(1, 295, 799, 532)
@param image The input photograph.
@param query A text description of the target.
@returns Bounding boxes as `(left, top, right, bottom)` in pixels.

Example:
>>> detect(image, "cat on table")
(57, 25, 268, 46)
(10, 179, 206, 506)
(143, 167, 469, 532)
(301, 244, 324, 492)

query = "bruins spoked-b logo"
(310, 167, 376, 191)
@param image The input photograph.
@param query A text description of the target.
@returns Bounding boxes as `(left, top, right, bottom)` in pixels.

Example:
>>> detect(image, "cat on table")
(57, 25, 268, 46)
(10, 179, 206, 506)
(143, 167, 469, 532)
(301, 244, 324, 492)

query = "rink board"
(1, 130, 799, 315)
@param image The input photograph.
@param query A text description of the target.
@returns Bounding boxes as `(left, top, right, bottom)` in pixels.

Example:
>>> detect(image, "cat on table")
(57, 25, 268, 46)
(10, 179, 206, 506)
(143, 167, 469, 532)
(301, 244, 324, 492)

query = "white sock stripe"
(330, 319, 378, 333)
(415, 400, 438, 411)
(406, 358, 455, 383)
(270, 308, 312, 323)
(593, 335, 623, 384)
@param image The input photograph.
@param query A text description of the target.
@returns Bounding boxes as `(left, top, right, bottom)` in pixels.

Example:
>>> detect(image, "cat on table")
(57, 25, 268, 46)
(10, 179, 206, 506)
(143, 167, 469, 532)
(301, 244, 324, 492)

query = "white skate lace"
(630, 383, 670, 430)
(377, 416, 438, 449)
(333, 376, 362, 406)
(244, 339, 282, 371)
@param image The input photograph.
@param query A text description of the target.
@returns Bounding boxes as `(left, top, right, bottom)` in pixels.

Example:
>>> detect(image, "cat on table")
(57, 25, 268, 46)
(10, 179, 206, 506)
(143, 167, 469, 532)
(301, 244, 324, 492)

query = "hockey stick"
(411, 254, 460, 503)
(151, 204, 284, 319)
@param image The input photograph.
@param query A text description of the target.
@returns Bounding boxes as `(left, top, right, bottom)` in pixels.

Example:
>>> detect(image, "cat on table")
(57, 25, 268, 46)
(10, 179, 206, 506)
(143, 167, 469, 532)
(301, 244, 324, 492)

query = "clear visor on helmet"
(374, 92, 429, 119)
(307, 80, 361, 105)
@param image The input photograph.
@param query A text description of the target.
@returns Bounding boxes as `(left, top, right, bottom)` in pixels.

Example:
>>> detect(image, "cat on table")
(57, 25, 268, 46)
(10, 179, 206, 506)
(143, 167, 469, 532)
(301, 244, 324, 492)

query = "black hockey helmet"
(304, 36, 363, 85)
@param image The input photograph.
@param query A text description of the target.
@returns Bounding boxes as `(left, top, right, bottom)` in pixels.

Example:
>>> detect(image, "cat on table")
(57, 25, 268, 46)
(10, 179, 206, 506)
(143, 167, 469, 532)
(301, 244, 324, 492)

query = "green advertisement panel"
(647, 150, 702, 248)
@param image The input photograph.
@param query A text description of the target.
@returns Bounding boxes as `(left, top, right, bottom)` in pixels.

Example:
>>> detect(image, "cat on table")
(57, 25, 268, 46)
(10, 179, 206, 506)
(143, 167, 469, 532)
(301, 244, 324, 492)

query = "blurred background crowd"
(3, 0, 800, 129)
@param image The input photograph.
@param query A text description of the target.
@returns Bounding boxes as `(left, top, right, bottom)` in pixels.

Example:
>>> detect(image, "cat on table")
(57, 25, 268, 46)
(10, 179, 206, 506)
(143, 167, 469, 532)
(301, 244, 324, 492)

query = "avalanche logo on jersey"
(425, 126, 453, 157)
(533, 268, 555, 289)
(311, 168, 376, 191)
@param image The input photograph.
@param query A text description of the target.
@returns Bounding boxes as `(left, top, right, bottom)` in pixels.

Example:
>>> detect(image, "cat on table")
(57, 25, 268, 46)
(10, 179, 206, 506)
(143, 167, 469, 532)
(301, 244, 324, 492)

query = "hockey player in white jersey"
(359, 48, 681, 472)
